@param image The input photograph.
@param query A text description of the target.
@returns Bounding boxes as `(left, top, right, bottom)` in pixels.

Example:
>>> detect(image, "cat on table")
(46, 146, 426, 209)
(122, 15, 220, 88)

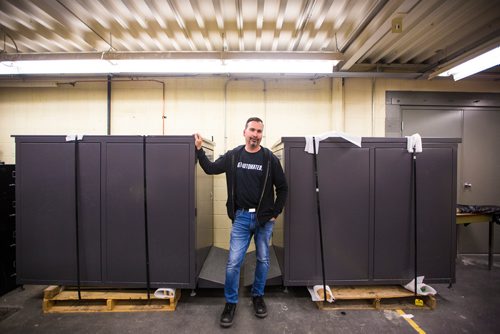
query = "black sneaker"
(252, 296, 268, 318)
(220, 303, 237, 328)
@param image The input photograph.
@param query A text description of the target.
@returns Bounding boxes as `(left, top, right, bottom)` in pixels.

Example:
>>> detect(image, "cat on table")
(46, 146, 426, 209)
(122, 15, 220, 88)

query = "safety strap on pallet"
(73, 137, 82, 300)
(142, 136, 151, 299)
(312, 137, 327, 303)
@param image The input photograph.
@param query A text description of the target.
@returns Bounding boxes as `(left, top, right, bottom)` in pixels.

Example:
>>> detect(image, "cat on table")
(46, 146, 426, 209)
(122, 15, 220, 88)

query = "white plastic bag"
(307, 285, 335, 303)
(154, 288, 175, 299)
(403, 276, 437, 296)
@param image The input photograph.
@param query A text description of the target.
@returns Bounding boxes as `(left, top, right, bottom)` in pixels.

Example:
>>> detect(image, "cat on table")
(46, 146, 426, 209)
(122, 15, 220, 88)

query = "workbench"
(456, 213, 497, 270)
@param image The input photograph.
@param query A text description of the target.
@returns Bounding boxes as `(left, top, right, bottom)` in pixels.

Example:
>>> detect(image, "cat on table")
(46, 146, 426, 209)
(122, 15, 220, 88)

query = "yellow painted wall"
(1, 77, 499, 249)
(0, 83, 107, 161)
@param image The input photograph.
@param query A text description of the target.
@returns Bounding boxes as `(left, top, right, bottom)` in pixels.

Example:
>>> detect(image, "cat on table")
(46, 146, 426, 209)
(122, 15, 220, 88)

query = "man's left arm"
(271, 155, 288, 219)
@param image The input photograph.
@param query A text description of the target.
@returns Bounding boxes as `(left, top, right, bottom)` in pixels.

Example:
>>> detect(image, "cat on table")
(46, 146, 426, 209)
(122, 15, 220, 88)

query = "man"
(194, 117, 288, 328)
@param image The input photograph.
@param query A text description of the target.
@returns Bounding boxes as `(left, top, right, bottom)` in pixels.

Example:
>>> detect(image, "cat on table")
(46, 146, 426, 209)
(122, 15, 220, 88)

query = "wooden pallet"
(315, 285, 436, 311)
(43, 285, 180, 313)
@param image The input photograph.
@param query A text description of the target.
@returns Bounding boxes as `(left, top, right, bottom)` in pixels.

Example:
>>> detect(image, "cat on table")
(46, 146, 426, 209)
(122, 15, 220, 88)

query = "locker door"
(104, 142, 146, 284)
(147, 142, 192, 286)
(16, 140, 101, 284)
(373, 148, 412, 281)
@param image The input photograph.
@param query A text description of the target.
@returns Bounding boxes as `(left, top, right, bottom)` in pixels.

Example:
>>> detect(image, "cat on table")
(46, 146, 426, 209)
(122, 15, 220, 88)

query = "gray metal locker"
(14, 135, 213, 289)
(272, 137, 459, 286)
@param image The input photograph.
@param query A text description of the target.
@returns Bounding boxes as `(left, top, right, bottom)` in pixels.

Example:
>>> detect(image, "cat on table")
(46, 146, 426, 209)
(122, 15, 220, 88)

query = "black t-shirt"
(235, 148, 264, 209)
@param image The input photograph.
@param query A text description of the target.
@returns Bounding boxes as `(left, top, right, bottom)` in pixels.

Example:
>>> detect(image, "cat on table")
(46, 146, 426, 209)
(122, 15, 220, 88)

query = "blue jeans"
(224, 209, 274, 304)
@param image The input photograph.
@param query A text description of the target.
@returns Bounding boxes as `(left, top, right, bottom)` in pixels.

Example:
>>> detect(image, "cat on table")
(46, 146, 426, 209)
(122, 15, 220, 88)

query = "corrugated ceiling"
(0, 0, 499, 79)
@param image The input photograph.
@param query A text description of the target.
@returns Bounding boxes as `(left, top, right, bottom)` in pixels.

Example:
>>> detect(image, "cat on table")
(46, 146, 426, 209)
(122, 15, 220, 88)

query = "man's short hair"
(245, 117, 263, 128)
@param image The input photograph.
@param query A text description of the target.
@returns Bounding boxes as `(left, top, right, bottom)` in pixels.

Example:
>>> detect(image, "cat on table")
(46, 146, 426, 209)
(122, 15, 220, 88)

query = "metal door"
(402, 107, 463, 199)
(402, 107, 500, 254)
(460, 109, 500, 253)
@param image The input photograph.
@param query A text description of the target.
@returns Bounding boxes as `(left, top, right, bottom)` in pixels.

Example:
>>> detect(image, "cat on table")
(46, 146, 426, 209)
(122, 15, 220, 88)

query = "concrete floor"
(0, 255, 499, 334)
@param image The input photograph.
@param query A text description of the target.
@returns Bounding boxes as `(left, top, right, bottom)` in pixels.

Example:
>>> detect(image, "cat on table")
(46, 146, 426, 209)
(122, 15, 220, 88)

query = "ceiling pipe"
(0, 51, 343, 61)
(0, 71, 424, 84)
(289, 0, 316, 51)
(1, 28, 19, 53)
(56, 0, 115, 51)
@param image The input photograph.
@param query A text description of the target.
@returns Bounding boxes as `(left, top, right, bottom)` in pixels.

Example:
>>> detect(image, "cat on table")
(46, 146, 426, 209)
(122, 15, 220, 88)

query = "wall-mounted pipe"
(223, 77, 267, 152)
(43, 77, 166, 135)
(223, 78, 237, 153)
(129, 78, 167, 135)
(161, 81, 166, 135)
(329, 77, 333, 130)
(107, 75, 112, 135)
(371, 77, 375, 136)
(262, 79, 267, 147)
(342, 78, 345, 131)
(126, 78, 166, 135)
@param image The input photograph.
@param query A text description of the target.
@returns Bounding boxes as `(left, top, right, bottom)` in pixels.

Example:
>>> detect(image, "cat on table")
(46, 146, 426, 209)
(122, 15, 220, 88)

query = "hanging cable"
(0, 27, 19, 53)
(142, 136, 152, 299)
(312, 137, 327, 302)
(412, 149, 422, 306)
(73, 137, 82, 300)
(56, 0, 115, 51)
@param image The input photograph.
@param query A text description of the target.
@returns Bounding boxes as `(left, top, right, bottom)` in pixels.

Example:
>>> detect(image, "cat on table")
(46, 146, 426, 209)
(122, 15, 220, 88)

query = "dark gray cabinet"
(272, 137, 459, 286)
(0, 164, 17, 295)
(14, 135, 213, 288)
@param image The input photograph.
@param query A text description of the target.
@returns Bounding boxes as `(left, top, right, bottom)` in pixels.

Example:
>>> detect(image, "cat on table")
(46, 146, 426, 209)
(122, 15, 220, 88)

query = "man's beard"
(249, 138, 260, 147)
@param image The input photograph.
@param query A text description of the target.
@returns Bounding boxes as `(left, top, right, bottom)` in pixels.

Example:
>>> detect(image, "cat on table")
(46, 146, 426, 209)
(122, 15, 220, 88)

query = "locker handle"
(9, 213, 16, 217)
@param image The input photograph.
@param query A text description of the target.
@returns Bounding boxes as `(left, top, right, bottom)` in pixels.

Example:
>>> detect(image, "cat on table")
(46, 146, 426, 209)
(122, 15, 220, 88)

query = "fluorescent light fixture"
(438, 46, 500, 81)
(0, 58, 339, 75)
